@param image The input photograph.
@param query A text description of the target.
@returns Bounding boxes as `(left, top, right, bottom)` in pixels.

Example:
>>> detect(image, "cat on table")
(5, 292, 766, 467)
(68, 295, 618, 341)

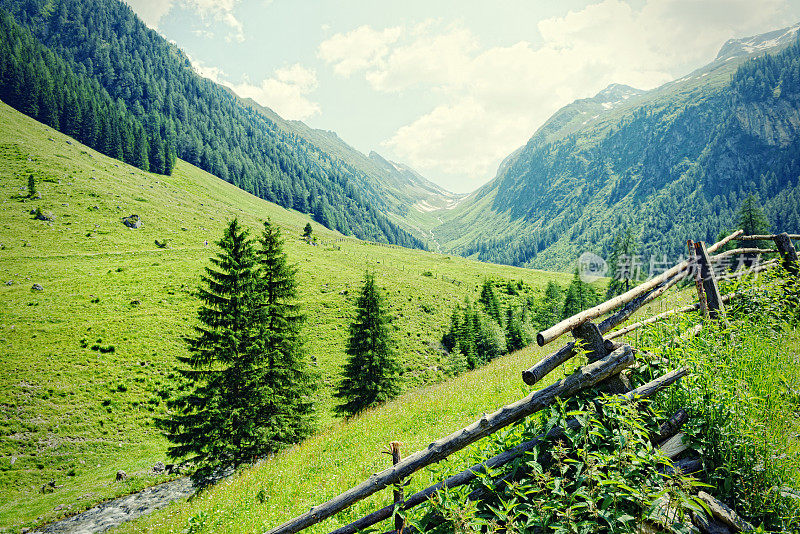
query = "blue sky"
(126, 0, 800, 193)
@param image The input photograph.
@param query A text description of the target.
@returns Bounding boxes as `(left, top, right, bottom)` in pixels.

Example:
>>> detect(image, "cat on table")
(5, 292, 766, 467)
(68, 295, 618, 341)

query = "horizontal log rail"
(737, 234, 800, 240)
(717, 259, 779, 281)
(535, 230, 743, 347)
(331, 365, 688, 534)
(266, 347, 635, 534)
(605, 292, 740, 341)
(710, 247, 777, 260)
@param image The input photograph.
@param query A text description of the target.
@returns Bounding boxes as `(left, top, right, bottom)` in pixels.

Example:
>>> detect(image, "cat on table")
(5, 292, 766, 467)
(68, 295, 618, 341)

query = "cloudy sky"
(126, 0, 800, 193)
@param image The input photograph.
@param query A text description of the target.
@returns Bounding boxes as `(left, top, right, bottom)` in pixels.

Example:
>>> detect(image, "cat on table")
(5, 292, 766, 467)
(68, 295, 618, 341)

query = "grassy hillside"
(0, 100, 576, 532)
(114, 275, 800, 534)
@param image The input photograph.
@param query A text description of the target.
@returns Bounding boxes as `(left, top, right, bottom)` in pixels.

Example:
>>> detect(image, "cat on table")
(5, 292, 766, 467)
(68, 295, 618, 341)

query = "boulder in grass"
(31, 283, 43, 291)
(122, 214, 142, 229)
(152, 461, 165, 474)
(115, 470, 127, 482)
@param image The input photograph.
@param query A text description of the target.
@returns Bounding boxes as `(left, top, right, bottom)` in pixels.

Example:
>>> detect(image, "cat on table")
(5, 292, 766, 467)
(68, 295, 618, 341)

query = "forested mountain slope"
(0, 0, 423, 248)
(433, 23, 800, 269)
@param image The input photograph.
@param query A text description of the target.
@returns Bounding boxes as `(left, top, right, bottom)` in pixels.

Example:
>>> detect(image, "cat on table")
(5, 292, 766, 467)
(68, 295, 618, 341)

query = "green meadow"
(0, 101, 574, 531)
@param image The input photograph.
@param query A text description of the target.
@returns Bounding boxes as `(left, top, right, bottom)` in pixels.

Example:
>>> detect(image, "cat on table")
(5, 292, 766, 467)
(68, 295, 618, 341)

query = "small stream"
(32, 477, 195, 534)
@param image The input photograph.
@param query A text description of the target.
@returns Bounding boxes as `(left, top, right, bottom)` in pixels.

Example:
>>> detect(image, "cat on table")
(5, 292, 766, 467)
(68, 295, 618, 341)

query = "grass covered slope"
(116, 273, 800, 534)
(0, 100, 572, 531)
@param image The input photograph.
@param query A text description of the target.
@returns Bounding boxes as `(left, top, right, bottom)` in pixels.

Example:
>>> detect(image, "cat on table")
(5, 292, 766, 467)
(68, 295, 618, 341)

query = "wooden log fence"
(265, 229, 799, 534)
(266, 347, 635, 534)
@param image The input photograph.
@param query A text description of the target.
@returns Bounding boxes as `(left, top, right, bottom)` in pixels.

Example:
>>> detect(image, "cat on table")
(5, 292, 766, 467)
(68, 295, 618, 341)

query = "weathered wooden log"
(774, 232, 799, 275)
(659, 432, 688, 459)
(267, 347, 636, 534)
(597, 269, 688, 335)
(329, 419, 583, 534)
(606, 291, 742, 341)
(649, 495, 696, 533)
(737, 233, 800, 241)
(659, 457, 703, 477)
(709, 229, 745, 250)
(331, 366, 687, 534)
(652, 409, 688, 444)
(710, 248, 777, 261)
(535, 231, 743, 347)
(694, 241, 726, 319)
(522, 342, 575, 386)
(536, 261, 691, 346)
(697, 492, 755, 532)
(693, 511, 733, 534)
(606, 304, 699, 340)
(573, 321, 607, 362)
(622, 368, 689, 401)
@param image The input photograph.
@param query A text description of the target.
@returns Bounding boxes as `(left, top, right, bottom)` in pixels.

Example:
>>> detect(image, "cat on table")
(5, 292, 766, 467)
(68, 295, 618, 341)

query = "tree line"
(0, 0, 423, 249)
(0, 10, 174, 174)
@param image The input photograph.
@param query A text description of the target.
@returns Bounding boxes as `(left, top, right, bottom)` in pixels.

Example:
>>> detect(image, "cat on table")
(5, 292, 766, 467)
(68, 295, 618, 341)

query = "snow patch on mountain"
(716, 22, 800, 61)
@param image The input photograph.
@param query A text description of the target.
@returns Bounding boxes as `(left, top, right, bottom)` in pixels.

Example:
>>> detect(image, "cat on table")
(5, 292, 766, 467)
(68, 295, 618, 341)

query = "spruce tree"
(562, 269, 599, 319)
(534, 281, 563, 330)
(334, 273, 401, 417)
(159, 218, 315, 479)
(254, 219, 317, 447)
(606, 227, 639, 298)
(479, 279, 502, 324)
(302, 222, 313, 243)
(27, 174, 36, 198)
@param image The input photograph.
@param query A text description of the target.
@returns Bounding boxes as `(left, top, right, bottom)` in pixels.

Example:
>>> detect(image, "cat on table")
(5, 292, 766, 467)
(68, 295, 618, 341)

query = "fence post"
(688, 240, 708, 317)
(693, 241, 726, 319)
(388, 442, 404, 534)
(773, 233, 799, 276)
(573, 322, 629, 393)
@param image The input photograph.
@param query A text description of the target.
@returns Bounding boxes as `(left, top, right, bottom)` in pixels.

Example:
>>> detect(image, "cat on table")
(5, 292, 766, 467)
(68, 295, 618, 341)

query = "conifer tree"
(562, 269, 599, 319)
(505, 306, 525, 352)
(27, 174, 36, 198)
(334, 273, 401, 417)
(302, 222, 313, 243)
(534, 281, 563, 330)
(159, 218, 315, 479)
(254, 219, 317, 446)
(737, 194, 771, 236)
(479, 279, 502, 324)
(606, 227, 639, 298)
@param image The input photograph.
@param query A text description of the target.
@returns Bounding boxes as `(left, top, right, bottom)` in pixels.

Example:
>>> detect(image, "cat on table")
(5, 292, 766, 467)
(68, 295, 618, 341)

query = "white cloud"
(321, 0, 795, 192)
(124, 0, 175, 29)
(191, 59, 321, 120)
(126, 0, 245, 41)
(318, 25, 403, 77)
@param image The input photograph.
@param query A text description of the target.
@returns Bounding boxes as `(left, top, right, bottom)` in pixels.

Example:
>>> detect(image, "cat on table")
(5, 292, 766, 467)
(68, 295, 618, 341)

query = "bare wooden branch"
(267, 347, 636, 534)
(331, 366, 686, 534)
